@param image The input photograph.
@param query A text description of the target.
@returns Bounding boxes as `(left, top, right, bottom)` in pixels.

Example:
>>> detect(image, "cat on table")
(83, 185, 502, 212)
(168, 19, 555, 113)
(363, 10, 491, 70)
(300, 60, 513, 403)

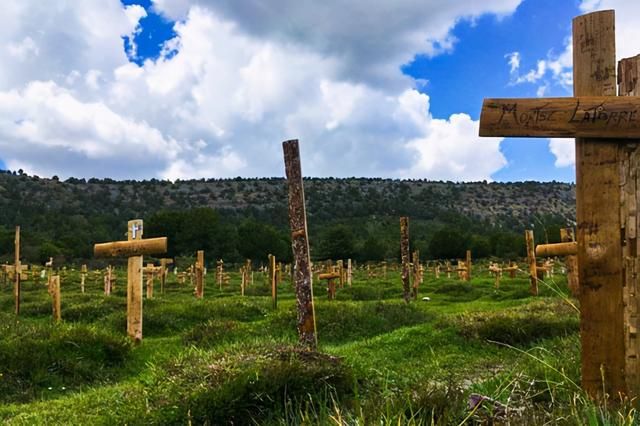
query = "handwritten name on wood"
(479, 97, 640, 138)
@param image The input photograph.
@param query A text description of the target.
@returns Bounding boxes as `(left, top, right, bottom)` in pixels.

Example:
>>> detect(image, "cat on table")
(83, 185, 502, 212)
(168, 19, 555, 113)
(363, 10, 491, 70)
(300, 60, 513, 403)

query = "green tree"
(316, 224, 356, 260)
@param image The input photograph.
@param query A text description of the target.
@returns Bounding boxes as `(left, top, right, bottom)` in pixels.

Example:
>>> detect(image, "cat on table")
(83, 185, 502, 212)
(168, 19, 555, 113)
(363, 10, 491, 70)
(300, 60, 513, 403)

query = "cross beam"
(480, 10, 639, 399)
(480, 97, 640, 139)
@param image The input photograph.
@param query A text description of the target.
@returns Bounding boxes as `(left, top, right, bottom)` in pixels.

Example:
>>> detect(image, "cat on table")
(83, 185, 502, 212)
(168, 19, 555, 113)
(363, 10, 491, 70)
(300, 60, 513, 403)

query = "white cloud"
(0, 0, 524, 181)
(549, 139, 575, 168)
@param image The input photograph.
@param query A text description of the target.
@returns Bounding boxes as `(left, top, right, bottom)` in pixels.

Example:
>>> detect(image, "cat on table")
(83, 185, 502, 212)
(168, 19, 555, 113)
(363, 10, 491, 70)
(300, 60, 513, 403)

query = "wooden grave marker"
(195, 250, 204, 299)
(94, 220, 167, 342)
(269, 254, 277, 309)
(14, 226, 20, 315)
(283, 139, 317, 349)
(159, 258, 173, 294)
(480, 9, 640, 398)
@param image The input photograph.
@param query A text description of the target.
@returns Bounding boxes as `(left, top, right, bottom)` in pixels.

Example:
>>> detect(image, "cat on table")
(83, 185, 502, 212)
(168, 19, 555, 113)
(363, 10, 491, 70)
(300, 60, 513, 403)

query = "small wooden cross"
(94, 220, 167, 342)
(480, 10, 640, 398)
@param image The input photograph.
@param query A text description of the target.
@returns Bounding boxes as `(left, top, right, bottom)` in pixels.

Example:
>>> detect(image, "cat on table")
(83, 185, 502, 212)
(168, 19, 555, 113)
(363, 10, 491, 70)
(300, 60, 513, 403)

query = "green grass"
(0, 264, 635, 424)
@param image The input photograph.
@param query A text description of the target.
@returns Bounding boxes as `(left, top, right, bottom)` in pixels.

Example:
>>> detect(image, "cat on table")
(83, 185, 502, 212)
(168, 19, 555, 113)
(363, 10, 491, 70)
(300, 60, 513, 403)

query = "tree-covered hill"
(0, 170, 575, 264)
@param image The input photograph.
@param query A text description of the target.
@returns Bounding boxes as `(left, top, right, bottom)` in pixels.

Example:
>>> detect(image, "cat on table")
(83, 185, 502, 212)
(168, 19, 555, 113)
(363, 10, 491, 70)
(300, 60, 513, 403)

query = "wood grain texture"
(195, 250, 204, 299)
(536, 242, 578, 257)
(51, 275, 61, 322)
(619, 54, 640, 397)
(573, 9, 626, 399)
(127, 219, 143, 343)
(283, 139, 317, 349)
(94, 237, 167, 258)
(480, 97, 640, 138)
(560, 228, 580, 297)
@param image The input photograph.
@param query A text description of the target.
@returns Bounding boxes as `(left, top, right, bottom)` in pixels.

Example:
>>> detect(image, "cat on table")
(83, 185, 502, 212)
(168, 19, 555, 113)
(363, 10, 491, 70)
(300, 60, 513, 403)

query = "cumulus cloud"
(549, 139, 575, 168)
(0, 0, 524, 180)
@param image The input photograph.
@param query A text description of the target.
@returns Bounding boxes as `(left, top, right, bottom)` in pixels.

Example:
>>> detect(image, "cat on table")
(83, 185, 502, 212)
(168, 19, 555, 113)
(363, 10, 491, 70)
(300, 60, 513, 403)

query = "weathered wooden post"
(347, 259, 353, 286)
(14, 226, 20, 315)
(283, 139, 317, 349)
(524, 230, 539, 296)
(144, 263, 155, 299)
(216, 259, 224, 290)
(159, 258, 173, 294)
(465, 250, 472, 281)
(80, 264, 87, 293)
(269, 254, 277, 309)
(50, 275, 61, 322)
(400, 217, 411, 303)
(489, 263, 502, 289)
(411, 250, 420, 300)
(479, 9, 640, 398)
(104, 265, 114, 295)
(560, 228, 579, 297)
(94, 220, 167, 342)
(337, 260, 344, 288)
(195, 250, 204, 299)
(318, 270, 340, 300)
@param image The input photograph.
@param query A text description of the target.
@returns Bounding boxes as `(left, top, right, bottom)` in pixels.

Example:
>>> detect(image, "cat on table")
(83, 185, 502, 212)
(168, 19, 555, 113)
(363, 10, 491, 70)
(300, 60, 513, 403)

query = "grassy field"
(0, 264, 634, 425)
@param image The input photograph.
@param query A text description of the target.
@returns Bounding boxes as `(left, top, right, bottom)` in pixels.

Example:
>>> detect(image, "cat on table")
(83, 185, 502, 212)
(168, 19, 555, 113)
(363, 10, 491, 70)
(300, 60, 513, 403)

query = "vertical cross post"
(525, 230, 538, 295)
(465, 250, 472, 281)
(80, 264, 87, 293)
(269, 254, 277, 309)
(195, 250, 204, 299)
(127, 220, 144, 342)
(51, 275, 61, 322)
(283, 139, 317, 349)
(400, 217, 410, 303)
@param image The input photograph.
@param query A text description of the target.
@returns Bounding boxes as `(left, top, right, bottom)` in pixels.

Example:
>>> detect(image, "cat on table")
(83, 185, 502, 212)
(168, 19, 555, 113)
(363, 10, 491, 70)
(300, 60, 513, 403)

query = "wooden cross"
(50, 275, 61, 322)
(318, 270, 340, 300)
(346, 258, 353, 286)
(80, 264, 87, 293)
(94, 220, 167, 342)
(480, 9, 640, 398)
(411, 250, 421, 299)
(489, 263, 502, 289)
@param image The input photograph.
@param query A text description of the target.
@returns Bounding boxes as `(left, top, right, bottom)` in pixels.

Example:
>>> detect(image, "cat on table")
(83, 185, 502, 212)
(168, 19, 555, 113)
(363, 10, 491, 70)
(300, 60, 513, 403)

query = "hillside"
(0, 170, 575, 262)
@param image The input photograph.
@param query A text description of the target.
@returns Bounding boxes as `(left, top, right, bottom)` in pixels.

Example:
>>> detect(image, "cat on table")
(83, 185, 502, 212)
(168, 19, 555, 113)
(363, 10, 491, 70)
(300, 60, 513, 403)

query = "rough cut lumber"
(283, 139, 317, 349)
(94, 237, 167, 258)
(127, 220, 144, 343)
(536, 242, 578, 257)
(573, 10, 626, 399)
(480, 97, 640, 139)
(465, 250, 472, 281)
(195, 250, 204, 299)
(619, 53, 640, 396)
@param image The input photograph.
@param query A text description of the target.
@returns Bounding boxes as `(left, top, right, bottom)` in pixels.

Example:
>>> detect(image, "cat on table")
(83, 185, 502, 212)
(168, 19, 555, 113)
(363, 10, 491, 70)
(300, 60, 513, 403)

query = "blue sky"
(1, 0, 633, 181)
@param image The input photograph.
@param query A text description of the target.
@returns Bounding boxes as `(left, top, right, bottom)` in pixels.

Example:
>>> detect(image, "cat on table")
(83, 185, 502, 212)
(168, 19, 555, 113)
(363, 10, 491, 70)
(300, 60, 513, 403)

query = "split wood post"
(14, 226, 20, 315)
(337, 260, 344, 288)
(269, 254, 277, 309)
(400, 217, 411, 303)
(80, 264, 87, 293)
(51, 275, 61, 322)
(465, 250, 472, 281)
(347, 259, 352, 286)
(479, 9, 640, 398)
(195, 250, 204, 299)
(525, 230, 538, 296)
(283, 139, 317, 349)
(94, 220, 167, 342)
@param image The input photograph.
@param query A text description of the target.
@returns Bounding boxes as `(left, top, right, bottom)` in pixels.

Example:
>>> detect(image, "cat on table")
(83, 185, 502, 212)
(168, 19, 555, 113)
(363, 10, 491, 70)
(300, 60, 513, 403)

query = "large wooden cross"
(94, 220, 167, 342)
(480, 10, 640, 399)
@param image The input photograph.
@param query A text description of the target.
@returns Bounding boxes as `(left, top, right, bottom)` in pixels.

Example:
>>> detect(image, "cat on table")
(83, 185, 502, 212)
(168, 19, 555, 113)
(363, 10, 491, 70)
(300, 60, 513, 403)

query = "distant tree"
(360, 235, 386, 262)
(428, 227, 469, 259)
(237, 219, 290, 263)
(316, 224, 356, 260)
